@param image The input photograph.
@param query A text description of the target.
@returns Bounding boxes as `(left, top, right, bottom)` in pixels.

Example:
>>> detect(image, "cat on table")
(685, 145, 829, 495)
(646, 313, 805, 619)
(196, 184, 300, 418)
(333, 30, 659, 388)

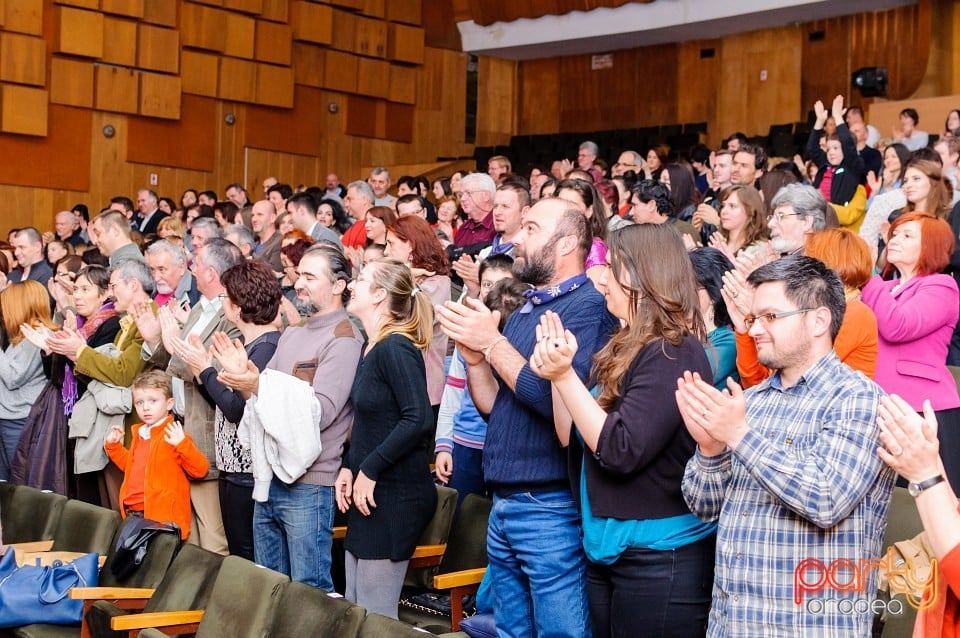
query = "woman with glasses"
(530, 224, 716, 638)
(861, 212, 960, 489)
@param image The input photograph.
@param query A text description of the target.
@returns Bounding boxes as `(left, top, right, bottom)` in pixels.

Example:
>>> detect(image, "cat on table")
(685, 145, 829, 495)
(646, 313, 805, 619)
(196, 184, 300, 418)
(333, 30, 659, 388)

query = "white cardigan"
(238, 369, 322, 502)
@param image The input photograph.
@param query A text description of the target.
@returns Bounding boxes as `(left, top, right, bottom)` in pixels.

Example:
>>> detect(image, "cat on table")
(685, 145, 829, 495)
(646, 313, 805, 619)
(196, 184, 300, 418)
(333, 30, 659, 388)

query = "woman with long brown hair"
(531, 224, 716, 638)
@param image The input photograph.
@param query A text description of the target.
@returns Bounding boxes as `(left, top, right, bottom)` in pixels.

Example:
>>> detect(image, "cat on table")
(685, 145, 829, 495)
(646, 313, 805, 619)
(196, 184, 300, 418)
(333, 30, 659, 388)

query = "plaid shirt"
(683, 352, 895, 637)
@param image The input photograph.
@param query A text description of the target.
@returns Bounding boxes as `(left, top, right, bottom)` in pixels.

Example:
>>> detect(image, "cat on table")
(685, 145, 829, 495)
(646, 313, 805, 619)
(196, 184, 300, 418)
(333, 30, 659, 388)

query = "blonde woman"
(335, 258, 437, 619)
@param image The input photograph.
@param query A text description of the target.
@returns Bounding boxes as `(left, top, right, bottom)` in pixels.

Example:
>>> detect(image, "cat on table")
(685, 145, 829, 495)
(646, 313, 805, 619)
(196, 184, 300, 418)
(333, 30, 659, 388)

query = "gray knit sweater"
(266, 308, 363, 486)
(0, 340, 46, 420)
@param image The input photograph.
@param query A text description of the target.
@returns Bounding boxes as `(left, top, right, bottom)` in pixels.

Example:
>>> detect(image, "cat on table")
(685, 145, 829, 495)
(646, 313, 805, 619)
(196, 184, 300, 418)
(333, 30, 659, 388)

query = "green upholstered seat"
(268, 583, 365, 638)
(1, 485, 67, 543)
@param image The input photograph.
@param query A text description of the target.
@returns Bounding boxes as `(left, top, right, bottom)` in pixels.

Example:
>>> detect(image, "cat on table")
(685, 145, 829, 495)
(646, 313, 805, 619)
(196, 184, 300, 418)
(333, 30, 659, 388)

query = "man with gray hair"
(224, 224, 257, 259)
(135, 237, 243, 554)
(145, 239, 199, 309)
(341, 180, 376, 249)
(368, 166, 395, 208)
(577, 140, 599, 171)
(189, 217, 223, 257)
(767, 183, 830, 255)
(136, 188, 168, 235)
(454, 173, 497, 248)
(52, 210, 85, 247)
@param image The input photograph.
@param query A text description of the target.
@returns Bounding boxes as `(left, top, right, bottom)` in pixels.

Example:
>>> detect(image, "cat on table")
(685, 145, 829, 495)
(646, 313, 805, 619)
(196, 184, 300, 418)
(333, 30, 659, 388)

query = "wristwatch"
(908, 475, 945, 497)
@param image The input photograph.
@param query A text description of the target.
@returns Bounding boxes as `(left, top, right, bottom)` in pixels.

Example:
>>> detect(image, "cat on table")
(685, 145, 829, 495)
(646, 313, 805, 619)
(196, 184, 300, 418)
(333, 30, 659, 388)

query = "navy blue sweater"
(483, 280, 617, 492)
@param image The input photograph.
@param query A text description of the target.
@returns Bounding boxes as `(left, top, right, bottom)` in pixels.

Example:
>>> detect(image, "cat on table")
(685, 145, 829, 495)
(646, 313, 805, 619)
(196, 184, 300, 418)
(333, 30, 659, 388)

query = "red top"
(342, 220, 368, 249)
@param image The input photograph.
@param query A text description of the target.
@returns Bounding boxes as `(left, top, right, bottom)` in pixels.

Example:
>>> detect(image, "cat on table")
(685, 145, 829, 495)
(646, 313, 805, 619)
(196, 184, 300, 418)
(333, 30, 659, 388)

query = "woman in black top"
(531, 224, 716, 638)
(173, 260, 281, 561)
(335, 258, 437, 619)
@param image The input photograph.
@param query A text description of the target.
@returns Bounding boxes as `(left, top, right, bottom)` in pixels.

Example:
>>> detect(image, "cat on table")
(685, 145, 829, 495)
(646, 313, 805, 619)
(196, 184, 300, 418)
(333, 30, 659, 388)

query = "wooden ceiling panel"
(464, 0, 647, 26)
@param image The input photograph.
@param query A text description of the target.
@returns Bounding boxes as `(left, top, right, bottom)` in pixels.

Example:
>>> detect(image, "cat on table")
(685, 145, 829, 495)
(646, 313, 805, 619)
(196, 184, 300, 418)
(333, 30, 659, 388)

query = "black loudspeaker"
(852, 67, 888, 98)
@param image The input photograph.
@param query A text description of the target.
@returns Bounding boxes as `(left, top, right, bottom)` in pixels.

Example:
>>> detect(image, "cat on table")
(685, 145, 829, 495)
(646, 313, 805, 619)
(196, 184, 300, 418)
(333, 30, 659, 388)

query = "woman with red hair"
(384, 216, 451, 423)
(862, 212, 960, 488)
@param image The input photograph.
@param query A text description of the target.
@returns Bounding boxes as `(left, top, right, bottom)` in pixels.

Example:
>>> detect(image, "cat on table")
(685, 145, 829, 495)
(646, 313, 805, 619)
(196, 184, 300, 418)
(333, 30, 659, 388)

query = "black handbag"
(109, 518, 180, 581)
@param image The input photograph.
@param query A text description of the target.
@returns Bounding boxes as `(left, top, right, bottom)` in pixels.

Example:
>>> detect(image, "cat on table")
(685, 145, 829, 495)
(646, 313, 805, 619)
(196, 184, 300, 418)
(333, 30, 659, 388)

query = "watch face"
(908, 483, 921, 498)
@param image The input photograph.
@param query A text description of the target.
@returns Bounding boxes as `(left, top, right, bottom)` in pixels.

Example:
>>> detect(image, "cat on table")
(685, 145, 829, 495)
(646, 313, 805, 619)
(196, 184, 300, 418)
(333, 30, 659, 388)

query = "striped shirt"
(682, 352, 895, 637)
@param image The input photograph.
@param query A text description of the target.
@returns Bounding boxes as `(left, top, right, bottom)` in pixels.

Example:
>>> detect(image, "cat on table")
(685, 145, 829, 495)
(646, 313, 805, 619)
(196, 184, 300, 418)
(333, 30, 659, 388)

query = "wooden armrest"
(70, 587, 156, 600)
(110, 609, 204, 631)
(434, 567, 486, 590)
(411, 544, 445, 559)
(409, 544, 446, 569)
(7, 540, 54, 552)
(333, 526, 346, 540)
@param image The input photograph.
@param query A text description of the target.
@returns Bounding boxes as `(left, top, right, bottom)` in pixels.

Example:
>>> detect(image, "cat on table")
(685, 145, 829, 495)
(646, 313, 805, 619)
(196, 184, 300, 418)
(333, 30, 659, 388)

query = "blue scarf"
(520, 273, 590, 314)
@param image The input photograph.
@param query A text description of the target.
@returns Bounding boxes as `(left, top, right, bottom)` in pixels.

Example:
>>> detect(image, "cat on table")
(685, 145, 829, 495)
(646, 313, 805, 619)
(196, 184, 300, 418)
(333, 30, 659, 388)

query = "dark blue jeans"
(253, 479, 335, 591)
(450, 443, 485, 511)
(586, 535, 715, 638)
(487, 490, 592, 638)
(0, 418, 27, 481)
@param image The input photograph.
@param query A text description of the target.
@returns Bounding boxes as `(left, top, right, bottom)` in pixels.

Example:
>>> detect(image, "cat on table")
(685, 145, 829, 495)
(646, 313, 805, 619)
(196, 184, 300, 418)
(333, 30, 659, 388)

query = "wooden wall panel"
(518, 57, 559, 134)
(142, 0, 177, 26)
(94, 65, 140, 113)
(101, 0, 145, 18)
(387, 23, 424, 64)
(0, 104, 89, 191)
(0, 84, 46, 134)
(127, 94, 216, 169)
(0, 32, 44, 86)
(181, 49, 218, 95)
(386, 0, 421, 26)
(254, 20, 291, 65)
(292, 43, 324, 87)
(217, 57, 256, 102)
(55, 6, 103, 57)
(676, 40, 719, 133)
(223, 12, 255, 58)
(49, 57, 93, 107)
(245, 85, 324, 156)
(102, 16, 138, 67)
(475, 55, 515, 147)
(139, 71, 181, 118)
(255, 63, 294, 107)
(290, 1, 332, 45)
(137, 24, 180, 73)
(716, 27, 802, 139)
(356, 57, 389, 98)
(179, 3, 227, 52)
(4, 0, 43, 36)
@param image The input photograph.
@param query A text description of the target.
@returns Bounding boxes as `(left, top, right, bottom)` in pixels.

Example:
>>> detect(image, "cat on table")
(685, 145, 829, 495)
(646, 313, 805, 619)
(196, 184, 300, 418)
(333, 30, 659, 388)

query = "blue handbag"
(0, 548, 100, 627)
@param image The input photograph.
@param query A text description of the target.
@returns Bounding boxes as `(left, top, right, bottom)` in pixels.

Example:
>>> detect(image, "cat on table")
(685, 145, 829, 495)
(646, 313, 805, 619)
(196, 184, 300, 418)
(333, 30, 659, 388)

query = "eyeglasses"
(766, 211, 803, 223)
(743, 308, 814, 330)
(458, 191, 482, 199)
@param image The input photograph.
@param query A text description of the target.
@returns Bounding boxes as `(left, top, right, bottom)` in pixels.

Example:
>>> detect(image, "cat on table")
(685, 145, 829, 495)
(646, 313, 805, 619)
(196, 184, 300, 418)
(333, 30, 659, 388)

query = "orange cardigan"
(105, 415, 209, 540)
(736, 298, 879, 388)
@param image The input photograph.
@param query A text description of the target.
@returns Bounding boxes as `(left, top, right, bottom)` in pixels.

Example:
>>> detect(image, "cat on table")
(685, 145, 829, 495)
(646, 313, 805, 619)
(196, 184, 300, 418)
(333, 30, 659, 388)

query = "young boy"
(105, 370, 208, 540)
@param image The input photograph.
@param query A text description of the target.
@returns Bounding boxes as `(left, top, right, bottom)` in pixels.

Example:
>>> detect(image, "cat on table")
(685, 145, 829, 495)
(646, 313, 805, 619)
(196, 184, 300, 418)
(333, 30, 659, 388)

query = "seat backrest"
(0, 481, 14, 527)
(359, 613, 432, 638)
(438, 494, 492, 575)
(269, 583, 365, 638)
(882, 487, 924, 551)
(404, 485, 457, 589)
(2, 486, 67, 543)
(51, 499, 121, 554)
(99, 516, 181, 588)
(144, 544, 225, 613)
(197, 557, 289, 638)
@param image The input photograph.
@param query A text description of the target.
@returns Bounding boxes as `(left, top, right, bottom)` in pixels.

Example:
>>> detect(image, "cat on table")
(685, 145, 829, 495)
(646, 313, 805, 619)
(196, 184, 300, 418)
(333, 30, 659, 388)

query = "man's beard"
(293, 297, 318, 316)
(514, 238, 557, 288)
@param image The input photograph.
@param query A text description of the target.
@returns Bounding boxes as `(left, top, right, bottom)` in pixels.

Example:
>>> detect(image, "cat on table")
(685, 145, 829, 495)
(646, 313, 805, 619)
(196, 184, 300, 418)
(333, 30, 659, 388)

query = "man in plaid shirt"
(676, 256, 895, 637)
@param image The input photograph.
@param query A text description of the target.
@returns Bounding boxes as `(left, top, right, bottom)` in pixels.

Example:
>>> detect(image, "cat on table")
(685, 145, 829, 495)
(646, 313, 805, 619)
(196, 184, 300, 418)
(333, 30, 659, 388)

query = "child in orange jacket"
(105, 370, 208, 540)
